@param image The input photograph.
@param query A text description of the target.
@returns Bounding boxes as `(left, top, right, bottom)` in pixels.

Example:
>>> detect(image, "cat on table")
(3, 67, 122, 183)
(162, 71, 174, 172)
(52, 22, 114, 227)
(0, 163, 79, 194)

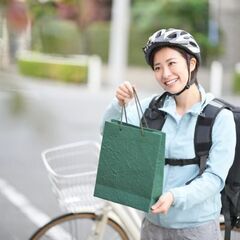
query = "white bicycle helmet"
(143, 28, 201, 66)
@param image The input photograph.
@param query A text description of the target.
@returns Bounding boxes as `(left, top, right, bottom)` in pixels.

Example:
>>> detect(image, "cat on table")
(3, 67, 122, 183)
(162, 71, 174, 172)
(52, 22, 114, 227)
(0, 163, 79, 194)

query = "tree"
(131, 0, 222, 64)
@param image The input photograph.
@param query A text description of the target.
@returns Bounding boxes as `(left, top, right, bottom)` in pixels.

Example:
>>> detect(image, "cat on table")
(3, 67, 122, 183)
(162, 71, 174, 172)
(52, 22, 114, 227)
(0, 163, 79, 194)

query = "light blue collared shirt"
(100, 86, 236, 228)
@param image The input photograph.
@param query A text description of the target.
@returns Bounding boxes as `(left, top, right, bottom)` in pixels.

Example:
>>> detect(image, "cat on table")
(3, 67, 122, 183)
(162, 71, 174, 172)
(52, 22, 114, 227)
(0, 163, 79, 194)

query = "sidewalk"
(1, 64, 239, 103)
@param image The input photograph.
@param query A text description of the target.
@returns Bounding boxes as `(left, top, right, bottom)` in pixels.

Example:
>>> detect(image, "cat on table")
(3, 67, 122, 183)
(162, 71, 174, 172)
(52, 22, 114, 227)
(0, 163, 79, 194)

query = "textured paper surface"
(94, 120, 165, 212)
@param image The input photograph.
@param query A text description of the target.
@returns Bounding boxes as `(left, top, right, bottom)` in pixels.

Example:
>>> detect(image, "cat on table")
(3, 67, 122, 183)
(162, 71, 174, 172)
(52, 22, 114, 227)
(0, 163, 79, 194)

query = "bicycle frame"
(94, 201, 142, 240)
(111, 202, 142, 240)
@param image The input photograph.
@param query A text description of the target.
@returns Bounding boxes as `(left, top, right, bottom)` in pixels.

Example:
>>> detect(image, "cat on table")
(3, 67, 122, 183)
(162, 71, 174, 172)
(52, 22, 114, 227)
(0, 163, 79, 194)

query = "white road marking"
(0, 177, 72, 239)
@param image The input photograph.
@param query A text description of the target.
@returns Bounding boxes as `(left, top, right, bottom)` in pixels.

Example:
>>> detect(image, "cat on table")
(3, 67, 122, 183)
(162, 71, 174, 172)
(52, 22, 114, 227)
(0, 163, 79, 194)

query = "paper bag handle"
(120, 88, 149, 132)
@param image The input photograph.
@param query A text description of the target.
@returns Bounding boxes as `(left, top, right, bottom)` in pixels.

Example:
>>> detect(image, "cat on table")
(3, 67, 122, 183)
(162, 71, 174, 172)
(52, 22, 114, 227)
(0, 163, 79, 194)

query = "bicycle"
(29, 140, 142, 240)
(29, 140, 240, 240)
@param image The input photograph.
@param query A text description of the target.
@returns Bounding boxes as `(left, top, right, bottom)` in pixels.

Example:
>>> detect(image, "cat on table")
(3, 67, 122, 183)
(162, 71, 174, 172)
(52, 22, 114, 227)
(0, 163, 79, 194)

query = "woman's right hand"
(115, 81, 134, 106)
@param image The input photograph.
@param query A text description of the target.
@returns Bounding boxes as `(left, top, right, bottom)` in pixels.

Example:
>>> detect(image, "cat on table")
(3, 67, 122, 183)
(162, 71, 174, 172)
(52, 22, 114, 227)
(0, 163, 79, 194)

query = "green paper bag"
(94, 120, 165, 212)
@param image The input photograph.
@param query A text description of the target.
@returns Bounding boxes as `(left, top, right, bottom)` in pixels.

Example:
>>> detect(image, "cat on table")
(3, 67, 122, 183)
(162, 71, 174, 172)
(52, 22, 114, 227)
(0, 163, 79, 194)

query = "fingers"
(151, 192, 174, 215)
(151, 197, 168, 214)
(151, 199, 164, 213)
(115, 81, 135, 106)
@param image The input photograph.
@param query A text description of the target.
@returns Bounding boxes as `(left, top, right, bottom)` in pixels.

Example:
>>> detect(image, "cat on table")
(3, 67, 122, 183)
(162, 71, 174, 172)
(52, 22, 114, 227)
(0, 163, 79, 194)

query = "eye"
(169, 61, 176, 66)
(154, 66, 160, 72)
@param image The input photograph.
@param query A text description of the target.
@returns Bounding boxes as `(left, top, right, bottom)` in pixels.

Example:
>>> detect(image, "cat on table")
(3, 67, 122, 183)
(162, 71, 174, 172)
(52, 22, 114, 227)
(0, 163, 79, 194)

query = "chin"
(164, 84, 185, 95)
(164, 88, 178, 95)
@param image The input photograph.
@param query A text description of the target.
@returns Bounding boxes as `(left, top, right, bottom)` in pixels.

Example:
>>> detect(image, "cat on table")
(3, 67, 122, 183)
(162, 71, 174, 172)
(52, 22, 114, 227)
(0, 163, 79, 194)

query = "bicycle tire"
(30, 212, 129, 240)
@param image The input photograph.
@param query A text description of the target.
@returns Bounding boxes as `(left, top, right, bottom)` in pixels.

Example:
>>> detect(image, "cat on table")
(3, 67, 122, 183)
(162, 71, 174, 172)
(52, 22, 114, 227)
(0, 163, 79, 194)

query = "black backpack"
(141, 93, 240, 240)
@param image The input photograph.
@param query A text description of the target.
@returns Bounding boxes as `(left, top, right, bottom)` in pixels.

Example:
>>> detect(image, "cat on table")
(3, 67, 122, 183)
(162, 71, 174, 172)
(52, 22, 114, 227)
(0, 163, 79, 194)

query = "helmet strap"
(168, 57, 195, 97)
(168, 69, 191, 97)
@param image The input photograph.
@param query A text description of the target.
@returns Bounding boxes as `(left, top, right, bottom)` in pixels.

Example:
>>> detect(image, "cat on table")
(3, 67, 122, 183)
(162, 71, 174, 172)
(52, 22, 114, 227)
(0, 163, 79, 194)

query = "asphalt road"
(0, 70, 116, 239)
(1, 68, 240, 239)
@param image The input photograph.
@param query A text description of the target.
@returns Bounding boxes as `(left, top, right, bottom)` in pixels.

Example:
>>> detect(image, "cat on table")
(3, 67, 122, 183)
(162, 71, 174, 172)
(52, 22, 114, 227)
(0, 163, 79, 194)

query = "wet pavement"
(0, 69, 115, 239)
(0, 66, 240, 239)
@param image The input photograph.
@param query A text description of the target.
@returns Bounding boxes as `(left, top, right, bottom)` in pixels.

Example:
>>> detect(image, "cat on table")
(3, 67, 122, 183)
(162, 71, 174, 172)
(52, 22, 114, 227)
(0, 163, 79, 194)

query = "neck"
(174, 84, 201, 116)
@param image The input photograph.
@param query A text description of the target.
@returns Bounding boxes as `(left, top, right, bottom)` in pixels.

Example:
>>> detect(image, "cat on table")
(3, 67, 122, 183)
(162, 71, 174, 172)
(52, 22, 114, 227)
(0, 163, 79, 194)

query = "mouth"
(164, 78, 178, 86)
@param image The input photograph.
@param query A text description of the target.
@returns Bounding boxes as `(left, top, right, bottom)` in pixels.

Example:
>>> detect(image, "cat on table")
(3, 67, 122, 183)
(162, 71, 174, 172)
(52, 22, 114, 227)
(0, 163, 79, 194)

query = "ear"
(190, 58, 197, 72)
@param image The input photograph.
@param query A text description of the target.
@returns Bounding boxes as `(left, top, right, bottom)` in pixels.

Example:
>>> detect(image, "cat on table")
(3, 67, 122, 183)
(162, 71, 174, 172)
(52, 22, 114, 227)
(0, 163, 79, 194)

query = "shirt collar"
(159, 85, 214, 117)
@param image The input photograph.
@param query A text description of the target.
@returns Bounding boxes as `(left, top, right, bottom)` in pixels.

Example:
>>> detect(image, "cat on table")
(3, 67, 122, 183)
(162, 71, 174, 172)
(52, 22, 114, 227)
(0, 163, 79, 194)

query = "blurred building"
(211, 0, 240, 68)
(1, 0, 240, 70)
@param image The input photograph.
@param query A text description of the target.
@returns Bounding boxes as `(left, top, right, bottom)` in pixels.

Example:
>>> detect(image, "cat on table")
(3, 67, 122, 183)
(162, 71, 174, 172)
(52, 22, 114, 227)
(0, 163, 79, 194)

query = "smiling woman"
(100, 28, 236, 240)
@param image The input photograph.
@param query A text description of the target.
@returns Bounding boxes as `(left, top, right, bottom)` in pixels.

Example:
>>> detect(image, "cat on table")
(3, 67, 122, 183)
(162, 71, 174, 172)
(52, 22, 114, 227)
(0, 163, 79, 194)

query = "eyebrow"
(153, 57, 177, 67)
(166, 57, 177, 62)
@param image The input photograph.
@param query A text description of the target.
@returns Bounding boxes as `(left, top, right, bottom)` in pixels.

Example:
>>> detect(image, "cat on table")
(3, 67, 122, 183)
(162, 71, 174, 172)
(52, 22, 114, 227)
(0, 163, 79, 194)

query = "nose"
(162, 66, 171, 79)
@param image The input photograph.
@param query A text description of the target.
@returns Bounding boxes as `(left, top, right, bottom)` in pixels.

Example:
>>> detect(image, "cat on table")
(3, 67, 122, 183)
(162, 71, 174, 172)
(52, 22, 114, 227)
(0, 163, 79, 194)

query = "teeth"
(165, 79, 177, 86)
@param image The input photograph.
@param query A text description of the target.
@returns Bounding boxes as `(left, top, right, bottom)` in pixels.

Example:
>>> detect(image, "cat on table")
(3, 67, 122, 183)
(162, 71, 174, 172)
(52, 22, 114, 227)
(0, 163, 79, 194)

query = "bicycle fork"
(87, 205, 112, 240)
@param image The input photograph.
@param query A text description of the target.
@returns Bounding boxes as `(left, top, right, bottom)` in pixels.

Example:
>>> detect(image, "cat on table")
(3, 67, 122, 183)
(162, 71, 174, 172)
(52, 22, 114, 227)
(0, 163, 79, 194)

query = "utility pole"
(108, 0, 131, 87)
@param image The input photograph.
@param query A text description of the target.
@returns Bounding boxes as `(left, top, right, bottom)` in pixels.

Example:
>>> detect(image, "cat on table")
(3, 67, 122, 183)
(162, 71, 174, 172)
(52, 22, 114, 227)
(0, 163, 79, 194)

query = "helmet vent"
(156, 30, 163, 38)
(168, 33, 177, 39)
(180, 31, 188, 36)
(190, 41, 198, 48)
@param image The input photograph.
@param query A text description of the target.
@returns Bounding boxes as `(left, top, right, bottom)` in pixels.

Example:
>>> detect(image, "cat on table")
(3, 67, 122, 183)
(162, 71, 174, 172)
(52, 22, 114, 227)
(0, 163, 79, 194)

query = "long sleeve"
(170, 108, 236, 210)
(146, 87, 237, 228)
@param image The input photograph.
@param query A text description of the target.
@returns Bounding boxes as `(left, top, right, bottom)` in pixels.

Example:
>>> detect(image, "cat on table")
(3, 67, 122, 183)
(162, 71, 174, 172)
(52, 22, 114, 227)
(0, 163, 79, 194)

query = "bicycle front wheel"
(30, 212, 129, 240)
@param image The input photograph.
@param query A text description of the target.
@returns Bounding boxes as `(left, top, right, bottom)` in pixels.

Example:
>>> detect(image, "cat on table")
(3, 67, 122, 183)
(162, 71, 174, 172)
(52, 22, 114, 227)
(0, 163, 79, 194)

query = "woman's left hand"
(151, 192, 174, 214)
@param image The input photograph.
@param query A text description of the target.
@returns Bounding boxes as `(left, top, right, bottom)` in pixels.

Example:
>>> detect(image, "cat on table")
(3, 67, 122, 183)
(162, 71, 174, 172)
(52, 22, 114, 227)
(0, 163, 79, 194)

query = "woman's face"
(153, 47, 196, 94)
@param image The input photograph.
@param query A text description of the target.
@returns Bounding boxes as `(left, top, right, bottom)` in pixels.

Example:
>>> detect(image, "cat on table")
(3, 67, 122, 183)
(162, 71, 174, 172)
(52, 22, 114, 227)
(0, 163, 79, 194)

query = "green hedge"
(32, 19, 82, 55)
(31, 20, 150, 66)
(30, 19, 222, 67)
(18, 54, 88, 83)
(128, 28, 152, 66)
(86, 22, 110, 63)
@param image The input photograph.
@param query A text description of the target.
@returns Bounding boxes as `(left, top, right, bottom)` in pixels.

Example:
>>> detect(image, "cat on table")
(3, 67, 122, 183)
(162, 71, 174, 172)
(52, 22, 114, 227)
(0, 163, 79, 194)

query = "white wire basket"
(42, 140, 105, 213)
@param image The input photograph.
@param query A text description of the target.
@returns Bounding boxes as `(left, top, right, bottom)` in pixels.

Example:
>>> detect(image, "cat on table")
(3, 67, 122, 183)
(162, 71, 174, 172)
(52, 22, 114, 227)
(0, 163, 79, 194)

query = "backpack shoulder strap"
(194, 98, 227, 176)
(141, 92, 168, 130)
